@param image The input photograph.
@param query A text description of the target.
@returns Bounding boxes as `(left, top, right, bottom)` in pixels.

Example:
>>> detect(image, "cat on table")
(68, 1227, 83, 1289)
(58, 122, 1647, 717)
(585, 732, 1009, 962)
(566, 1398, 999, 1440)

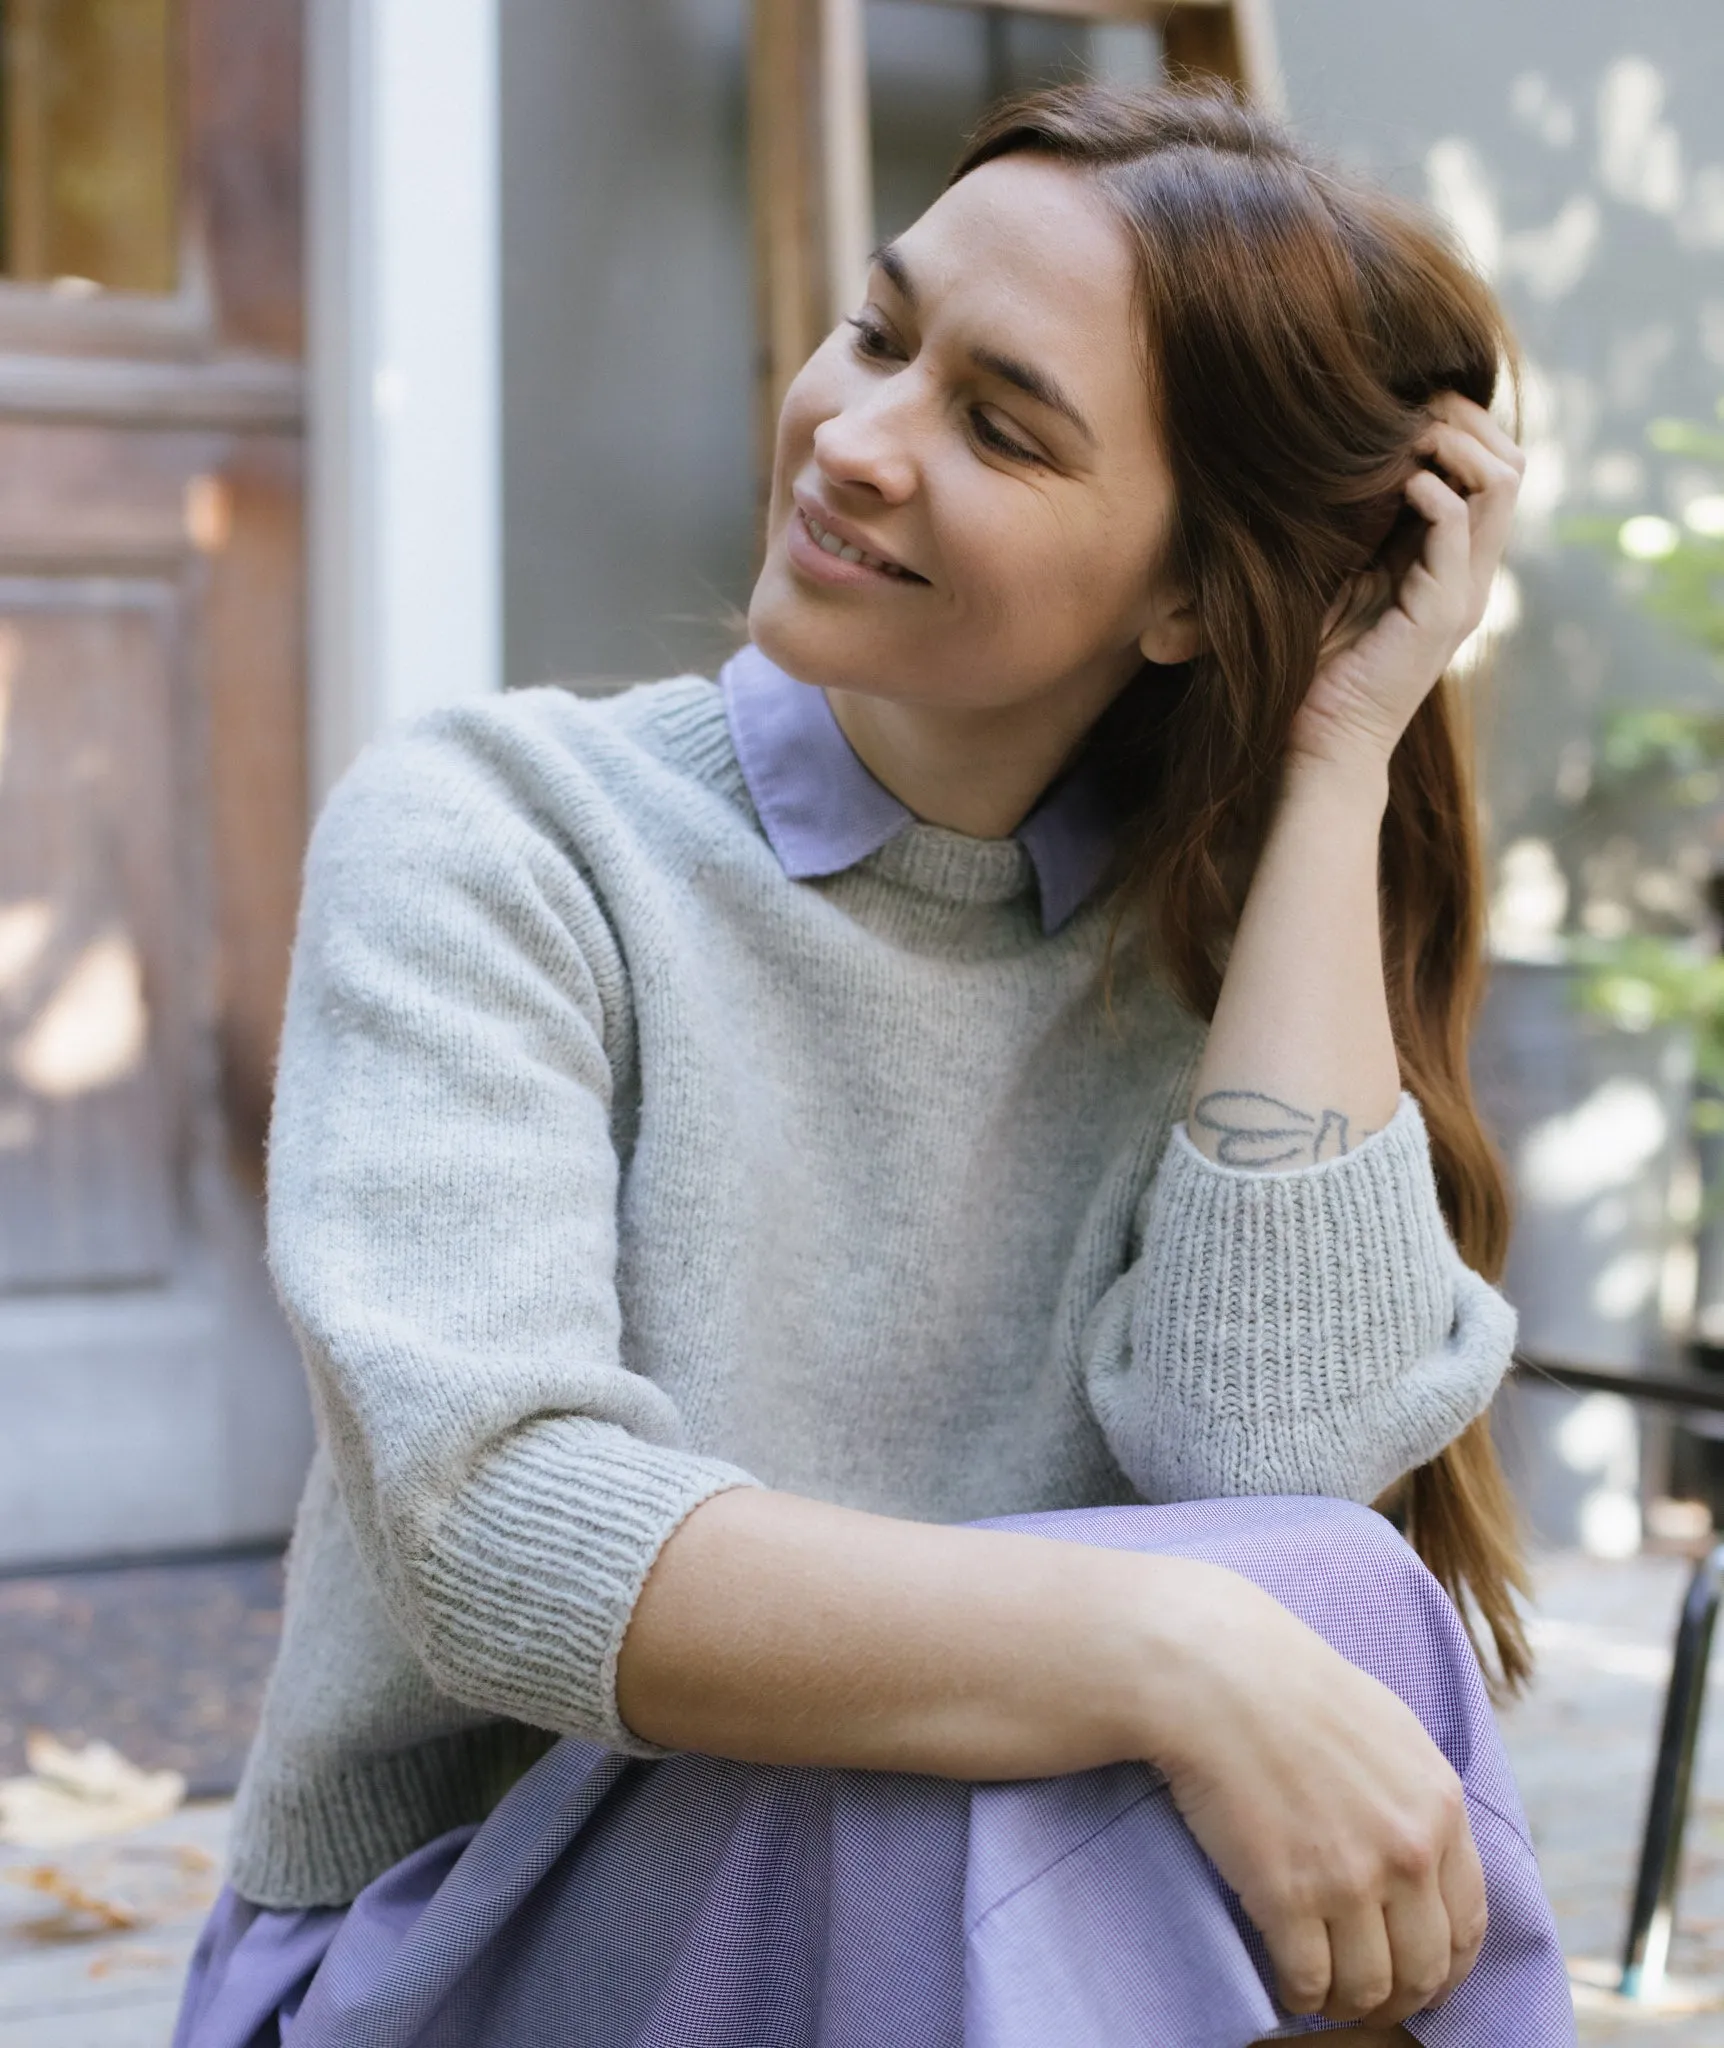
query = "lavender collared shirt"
(720, 644, 1119, 935)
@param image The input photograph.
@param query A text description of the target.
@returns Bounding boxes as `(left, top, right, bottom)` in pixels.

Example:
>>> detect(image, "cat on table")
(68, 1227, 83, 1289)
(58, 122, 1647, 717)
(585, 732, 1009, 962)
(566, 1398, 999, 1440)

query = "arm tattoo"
(1192, 1090, 1369, 1168)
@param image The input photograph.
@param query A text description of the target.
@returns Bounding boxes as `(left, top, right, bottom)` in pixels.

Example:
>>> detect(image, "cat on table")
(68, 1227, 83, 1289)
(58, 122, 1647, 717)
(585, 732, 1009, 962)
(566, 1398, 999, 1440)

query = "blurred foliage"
(1575, 936, 1724, 1108)
(1596, 706, 1724, 796)
(1630, 543, 1724, 667)
(1567, 396, 1724, 676)
(1568, 403, 1724, 1079)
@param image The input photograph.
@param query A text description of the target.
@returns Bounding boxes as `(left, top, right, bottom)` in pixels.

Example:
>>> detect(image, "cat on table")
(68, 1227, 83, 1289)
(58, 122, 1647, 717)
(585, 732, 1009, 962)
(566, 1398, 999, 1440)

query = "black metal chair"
(1509, 1348, 1724, 2002)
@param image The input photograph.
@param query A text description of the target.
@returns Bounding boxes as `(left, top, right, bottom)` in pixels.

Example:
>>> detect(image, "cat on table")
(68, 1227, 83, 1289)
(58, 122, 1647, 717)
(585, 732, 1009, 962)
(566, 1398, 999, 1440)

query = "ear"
(1137, 589, 1202, 666)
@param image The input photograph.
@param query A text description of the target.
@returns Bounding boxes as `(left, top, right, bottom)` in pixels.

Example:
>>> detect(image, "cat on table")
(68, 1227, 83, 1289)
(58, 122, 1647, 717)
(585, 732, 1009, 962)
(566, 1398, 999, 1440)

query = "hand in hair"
(1289, 392, 1524, 776)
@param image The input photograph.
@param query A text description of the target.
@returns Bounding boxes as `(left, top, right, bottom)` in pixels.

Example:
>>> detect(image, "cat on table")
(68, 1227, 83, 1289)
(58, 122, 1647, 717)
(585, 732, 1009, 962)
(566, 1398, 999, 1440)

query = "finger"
(1416, 423, 1520, 591)
(1415, 425, 1522, 564)
(1263, 1915, 1332, 2018)
(1415, 419, 1521, 502)
(1432, 1825, 1489, 2002)
(1425, 390, 1525, 470)
(1404, 476, 1503, 640)
(1402, 468, 1471, 605)
(1323, 1906, 1395, 2022)
(1374, 1881, 1455, 2023)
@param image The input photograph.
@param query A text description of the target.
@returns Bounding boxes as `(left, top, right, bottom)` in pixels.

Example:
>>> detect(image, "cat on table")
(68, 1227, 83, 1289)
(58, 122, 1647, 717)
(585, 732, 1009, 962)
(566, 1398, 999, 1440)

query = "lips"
(800, 508, 913, 576)
(790, 494, 927, 584)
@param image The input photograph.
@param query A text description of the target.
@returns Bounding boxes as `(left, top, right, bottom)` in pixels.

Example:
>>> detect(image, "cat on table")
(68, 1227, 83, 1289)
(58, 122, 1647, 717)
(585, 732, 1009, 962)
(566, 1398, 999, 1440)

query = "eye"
(846, 314, 903, 363)
(970, 409, 1044, 466)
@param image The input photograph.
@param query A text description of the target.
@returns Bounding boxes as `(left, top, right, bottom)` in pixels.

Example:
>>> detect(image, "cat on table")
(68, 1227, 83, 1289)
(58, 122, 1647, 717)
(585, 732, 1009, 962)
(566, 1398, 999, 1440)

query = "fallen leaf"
(0, 1733, 184, 1847)
(5, 1863, 143, 1931)
(2, 1843, 213, 1942)
(87, 1946, 174, 1977)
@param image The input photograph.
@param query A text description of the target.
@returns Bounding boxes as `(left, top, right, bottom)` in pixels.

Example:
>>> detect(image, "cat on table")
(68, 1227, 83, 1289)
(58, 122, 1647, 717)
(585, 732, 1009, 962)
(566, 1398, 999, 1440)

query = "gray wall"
(500, 1, 753, 689)
(501, 2, 1724, 905)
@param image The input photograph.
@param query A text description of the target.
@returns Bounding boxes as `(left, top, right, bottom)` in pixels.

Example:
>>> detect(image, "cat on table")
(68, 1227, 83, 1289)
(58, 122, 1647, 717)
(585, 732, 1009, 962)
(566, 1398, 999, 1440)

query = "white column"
(308, 0, 501, 804)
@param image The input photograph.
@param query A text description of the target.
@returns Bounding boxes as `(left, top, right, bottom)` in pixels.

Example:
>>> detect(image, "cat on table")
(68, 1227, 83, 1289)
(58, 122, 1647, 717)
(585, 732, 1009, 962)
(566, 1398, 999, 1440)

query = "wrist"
(1280, 745, 1392, 824)
(1108, 1555, 1264, 1770)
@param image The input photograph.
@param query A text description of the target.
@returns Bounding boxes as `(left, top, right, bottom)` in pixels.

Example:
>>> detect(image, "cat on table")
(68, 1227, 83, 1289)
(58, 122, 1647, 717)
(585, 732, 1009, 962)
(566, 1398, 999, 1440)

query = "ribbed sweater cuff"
(1129, 1094, 1513, 1500)
(1146, 1093, 1452, 1396)
(412, 1421, 761, 1754)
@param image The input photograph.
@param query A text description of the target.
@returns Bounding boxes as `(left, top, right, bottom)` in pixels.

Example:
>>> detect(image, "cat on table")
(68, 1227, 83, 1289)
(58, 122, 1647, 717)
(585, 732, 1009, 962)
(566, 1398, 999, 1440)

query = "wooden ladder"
(749, 0, 1281, 486)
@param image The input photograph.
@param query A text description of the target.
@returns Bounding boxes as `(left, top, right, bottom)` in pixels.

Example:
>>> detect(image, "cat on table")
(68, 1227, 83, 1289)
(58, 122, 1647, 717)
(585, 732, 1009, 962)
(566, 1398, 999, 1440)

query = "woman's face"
(748, 156, 1196, 728)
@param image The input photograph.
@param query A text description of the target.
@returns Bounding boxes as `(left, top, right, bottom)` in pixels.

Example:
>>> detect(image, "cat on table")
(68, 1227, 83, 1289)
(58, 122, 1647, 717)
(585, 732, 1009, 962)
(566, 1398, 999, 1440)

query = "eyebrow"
(870, 240, 1098, 449)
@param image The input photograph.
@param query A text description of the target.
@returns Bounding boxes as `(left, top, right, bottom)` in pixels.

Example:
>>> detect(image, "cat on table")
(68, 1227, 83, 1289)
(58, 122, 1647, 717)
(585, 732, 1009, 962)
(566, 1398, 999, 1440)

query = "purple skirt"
(173, 1498, 1576, 2047)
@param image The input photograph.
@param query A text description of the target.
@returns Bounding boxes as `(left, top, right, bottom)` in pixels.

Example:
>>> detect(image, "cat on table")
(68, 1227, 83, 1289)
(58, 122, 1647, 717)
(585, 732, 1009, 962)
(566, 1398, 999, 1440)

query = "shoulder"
(313, 674, 750, 885)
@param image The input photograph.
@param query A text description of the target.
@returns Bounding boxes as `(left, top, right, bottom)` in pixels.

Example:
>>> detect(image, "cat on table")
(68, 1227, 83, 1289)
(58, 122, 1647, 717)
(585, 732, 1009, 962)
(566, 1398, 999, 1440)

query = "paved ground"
(0, 1555, 284, 1798)
(4, 1545, 1724, 2043)
(1499, 1547, 1724, 2044)
(0, 1798, 227, 2047)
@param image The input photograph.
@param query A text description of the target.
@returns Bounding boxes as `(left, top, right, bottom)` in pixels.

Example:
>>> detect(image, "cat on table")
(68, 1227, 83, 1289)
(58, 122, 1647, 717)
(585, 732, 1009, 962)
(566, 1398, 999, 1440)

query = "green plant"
(1567, 401, 1724, 1089)
(1574, 936, 1724, 1115)
(1639, 409, 1724, 662)
(1565, 395, 1724, 674)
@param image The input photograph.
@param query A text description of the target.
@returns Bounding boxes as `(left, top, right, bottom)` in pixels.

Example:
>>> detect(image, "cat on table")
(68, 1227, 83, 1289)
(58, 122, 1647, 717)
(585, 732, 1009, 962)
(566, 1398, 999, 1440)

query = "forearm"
(616, 1486, 1220, 1777)
(1187, 754, 1399, 1167)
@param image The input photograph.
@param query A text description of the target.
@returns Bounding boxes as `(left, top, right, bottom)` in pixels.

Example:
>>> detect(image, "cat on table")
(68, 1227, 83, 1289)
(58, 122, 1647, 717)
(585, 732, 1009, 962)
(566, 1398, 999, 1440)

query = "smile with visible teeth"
(800, 509, 920, 579)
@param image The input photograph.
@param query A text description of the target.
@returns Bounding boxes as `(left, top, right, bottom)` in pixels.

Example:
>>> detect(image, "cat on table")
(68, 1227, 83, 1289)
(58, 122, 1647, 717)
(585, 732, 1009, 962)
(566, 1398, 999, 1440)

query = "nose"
(811, 378, 919, 505)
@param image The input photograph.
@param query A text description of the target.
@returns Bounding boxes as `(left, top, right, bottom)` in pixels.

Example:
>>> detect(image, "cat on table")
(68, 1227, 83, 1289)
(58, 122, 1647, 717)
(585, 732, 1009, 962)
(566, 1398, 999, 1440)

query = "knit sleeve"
(1082, 1094, 1516, 1505)
(266, 714, 760, 1754)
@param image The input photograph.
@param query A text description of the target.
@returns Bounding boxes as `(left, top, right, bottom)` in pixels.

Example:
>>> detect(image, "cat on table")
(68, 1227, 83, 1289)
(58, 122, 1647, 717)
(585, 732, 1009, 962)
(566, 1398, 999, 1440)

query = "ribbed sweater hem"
(226, 1719, 559, 1908)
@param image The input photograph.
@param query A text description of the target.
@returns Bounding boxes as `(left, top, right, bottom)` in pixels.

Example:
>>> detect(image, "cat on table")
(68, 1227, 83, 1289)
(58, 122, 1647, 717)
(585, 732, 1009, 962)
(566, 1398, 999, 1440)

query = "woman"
(176, 84, 1573, 2047)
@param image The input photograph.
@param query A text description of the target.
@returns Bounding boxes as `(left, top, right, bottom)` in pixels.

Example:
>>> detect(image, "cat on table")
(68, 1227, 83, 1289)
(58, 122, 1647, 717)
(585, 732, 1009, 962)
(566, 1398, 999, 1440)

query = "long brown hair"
(951, 85, 1531, 1689)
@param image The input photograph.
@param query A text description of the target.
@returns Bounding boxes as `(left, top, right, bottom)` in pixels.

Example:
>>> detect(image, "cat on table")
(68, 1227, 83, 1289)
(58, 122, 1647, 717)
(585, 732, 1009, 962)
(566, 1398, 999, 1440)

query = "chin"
(746, 566, 873, 695)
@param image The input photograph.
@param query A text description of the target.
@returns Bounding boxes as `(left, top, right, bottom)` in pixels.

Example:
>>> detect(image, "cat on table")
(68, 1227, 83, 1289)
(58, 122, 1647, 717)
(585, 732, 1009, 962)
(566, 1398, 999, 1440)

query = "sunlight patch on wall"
(1518, 1077, 1669, 1208)
(1504, 196, 1601, 303)
(1425, 137, 1500, 278)
(1552, 1392, 1643, 1559)
(1589, 450, 1648, 502)
(1509, 72, 1576, 152)
(12, 929, 147, 1099)
(1680, 164, 1724, 251)
(1591, 1248, 1661, 1322)
(1608, 322, 1678, 411)
(1512, 360, 1573, 531)
(0, 900, 51, 998)
(1597, 57, 1682, 216)
(1490, 836, 1569, 959)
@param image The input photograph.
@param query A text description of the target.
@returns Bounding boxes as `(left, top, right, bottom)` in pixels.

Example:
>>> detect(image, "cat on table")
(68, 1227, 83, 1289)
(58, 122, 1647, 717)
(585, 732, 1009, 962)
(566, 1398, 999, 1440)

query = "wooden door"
(0, 0, 312, 1565)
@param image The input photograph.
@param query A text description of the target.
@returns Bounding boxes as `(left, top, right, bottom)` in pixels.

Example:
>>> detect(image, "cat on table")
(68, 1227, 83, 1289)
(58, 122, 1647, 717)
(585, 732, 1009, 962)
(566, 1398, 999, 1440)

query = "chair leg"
(1620, 1540, 1724, 1999)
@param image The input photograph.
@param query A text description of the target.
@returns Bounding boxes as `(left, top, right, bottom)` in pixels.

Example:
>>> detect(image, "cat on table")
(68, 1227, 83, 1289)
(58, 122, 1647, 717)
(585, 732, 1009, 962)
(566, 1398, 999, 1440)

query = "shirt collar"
(719, 644, 1117, 934)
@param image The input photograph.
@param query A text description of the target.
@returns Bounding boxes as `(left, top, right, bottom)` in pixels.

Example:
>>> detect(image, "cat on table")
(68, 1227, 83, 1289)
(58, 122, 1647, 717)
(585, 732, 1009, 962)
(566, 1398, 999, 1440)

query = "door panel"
(0, 579, 184, 1288)
(0, 0, 312, 1566)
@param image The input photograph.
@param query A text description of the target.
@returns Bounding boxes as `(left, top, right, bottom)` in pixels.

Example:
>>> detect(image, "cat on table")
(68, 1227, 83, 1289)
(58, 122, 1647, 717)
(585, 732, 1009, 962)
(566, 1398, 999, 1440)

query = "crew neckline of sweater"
(718, 645, 1116, 933)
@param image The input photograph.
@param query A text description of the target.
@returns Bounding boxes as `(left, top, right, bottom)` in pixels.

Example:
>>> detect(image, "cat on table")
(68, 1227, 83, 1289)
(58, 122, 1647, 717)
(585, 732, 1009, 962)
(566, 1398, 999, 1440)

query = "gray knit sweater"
(230, 676, 1515, 1907)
